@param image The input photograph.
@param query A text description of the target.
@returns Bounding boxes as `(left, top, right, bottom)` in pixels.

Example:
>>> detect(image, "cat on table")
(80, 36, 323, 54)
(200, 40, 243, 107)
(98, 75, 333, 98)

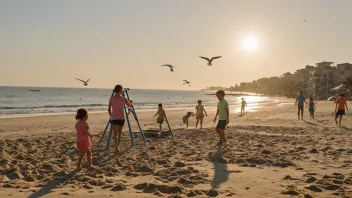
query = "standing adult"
(295, 91, 307, 120)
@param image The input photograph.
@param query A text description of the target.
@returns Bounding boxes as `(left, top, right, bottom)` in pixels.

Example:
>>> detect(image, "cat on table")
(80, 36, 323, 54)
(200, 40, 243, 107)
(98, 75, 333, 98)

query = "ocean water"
(0, 86, 283, 118)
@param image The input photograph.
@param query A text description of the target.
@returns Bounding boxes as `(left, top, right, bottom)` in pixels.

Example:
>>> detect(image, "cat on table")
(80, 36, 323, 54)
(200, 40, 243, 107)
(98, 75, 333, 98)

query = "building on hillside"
(295, 65, 315, 93)
(307, 62, 336, 96)
(336, 63, 352, 84)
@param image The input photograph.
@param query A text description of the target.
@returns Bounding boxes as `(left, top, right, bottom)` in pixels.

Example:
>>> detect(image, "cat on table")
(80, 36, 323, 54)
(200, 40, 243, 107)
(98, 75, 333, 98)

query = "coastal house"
(307, 61, 336, 96)
(336, 63, 352, 84)
(295, 65, 315, 93)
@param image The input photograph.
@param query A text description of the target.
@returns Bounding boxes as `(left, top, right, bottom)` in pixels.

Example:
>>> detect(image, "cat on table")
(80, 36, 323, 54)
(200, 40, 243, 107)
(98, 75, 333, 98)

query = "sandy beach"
(0, 99, 352, 198)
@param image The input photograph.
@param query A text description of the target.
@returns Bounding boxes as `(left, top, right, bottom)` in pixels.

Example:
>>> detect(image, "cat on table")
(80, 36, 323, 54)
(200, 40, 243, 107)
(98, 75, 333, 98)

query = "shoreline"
(0, 96, 290, 119)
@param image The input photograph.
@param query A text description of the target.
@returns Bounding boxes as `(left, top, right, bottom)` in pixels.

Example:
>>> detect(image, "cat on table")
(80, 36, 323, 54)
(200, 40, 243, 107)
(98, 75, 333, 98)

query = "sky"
(1, 0, 352, 90)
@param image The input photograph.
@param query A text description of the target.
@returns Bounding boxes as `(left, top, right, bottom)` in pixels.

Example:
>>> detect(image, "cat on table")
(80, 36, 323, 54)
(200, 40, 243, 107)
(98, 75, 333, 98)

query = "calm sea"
(0, 86, 282, 118)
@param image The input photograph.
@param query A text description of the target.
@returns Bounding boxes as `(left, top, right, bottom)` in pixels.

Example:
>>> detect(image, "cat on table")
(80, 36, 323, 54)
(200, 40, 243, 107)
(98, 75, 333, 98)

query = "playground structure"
(98, 88, 173, 150)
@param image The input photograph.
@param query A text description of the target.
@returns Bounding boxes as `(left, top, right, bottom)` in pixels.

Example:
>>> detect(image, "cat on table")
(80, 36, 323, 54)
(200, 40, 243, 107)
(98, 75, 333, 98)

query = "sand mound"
(135, 182, 184, 194)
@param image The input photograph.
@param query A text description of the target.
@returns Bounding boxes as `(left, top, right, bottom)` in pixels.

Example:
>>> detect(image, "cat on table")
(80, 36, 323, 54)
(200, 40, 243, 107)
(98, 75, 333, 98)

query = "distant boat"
(28, 89, 40, 92)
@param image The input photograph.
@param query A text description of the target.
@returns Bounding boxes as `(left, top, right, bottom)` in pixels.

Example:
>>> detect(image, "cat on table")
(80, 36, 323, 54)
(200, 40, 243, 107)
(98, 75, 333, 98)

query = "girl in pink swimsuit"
(108, 85, 133, 154)
(75, 108, 99, 170)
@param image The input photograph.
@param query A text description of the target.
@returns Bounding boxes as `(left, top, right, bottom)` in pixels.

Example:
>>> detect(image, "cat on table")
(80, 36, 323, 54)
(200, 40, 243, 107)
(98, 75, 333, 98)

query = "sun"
(243, 36, 259, 52)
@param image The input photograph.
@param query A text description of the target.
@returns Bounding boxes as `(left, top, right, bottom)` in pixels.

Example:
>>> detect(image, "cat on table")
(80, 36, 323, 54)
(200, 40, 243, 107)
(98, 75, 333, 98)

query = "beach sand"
(0, 99, 352, 198)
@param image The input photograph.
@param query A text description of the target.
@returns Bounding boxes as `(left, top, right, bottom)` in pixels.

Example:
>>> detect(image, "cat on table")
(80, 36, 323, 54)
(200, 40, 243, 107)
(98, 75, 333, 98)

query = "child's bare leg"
(117, 125, 123, 147)
(339, 115, 342, 125)
(112, 125, 119, 153)
(159, 123, 162, 130)
(215, 128, 221, 138)
(219, 129, 225, 141)
(196, 119, 199, 128)
(87, 148, 99, 170)
(77, 149, 86, 169)
(86, 148, 93, 167)
(186, 120, 189, 128)
(200, 118, 203, 129)
(298, 109, 300, 119)
(335, 115, 338, 124)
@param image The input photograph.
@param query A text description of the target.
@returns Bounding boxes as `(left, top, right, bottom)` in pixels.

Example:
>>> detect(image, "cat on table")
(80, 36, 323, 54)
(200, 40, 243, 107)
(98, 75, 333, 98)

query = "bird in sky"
(183, 80, 191, 87)
(199, 56, 222, 66)
(75, 78, 90, 86)
(161, 64, 175, 72)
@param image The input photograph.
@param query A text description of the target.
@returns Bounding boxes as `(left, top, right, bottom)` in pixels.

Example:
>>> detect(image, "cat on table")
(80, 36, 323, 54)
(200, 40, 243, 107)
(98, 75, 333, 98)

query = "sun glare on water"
(243, 36, 259, 52)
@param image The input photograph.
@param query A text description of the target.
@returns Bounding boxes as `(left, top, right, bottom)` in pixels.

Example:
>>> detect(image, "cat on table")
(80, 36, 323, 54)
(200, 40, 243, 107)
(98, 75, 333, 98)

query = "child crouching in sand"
(183, 112, 194, 128)
(75, 108, 99, 170)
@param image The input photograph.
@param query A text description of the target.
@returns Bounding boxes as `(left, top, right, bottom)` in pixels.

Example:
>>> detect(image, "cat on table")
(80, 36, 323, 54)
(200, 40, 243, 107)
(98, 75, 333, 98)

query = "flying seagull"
(75, 78, 90, 86)
(183, 80, 191, 87)
(199, 56, 222, 66)
(162, 64, 175, 72)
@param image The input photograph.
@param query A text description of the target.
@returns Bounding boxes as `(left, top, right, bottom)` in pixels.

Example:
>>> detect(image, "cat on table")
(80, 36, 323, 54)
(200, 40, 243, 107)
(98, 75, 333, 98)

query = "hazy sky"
(1, 0, 352, 90)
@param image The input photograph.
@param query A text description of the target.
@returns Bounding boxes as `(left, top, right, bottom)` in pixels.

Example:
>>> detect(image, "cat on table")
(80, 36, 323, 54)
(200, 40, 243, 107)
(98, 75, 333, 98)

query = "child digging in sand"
(195, 100, 207, 129)
(154, 103, 166, 131)
(335, 94, 348, 125)
(75, 108, 99, 170)
(213, 90, 229, 145)
(108, 85, 133, 154)
(183, 112, 194, 128)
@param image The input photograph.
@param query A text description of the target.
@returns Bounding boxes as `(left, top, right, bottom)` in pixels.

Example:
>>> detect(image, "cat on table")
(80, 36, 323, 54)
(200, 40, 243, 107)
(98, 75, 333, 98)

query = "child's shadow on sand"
(338, 125, 352, 131)
(303, 120, 319, 126)
(211, 145, 229, 189)
(28, 169, 81, 198)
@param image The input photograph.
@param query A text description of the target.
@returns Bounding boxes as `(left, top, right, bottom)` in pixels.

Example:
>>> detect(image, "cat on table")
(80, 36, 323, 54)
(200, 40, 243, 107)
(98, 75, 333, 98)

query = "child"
(213, 90, 229, 145)
(154, 103, 166, 130)
(335, 94, 348, 125)
(75, 108, 99, 170)
(295, 91, 307, 120)
(183, 112, 194, 127)
(307, 98, 316, 119)
(241, 98, 247, 116)
(195, 100, 207, 129)
(108, 84, 133, 154)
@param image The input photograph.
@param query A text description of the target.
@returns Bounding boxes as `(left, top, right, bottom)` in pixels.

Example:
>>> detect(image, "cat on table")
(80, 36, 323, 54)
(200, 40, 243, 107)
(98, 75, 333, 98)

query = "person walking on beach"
(307, 97, 316, 119)
(195, 100, 207, 129)
(108, 85, 133, 154)
(335, 93, 348, 125)
(154, 103, 166, 131)
(295, 91, 307, 120)
(241, 98, 247, 116)
(213, 90, 229, 145)
(75, 108, 99, 170)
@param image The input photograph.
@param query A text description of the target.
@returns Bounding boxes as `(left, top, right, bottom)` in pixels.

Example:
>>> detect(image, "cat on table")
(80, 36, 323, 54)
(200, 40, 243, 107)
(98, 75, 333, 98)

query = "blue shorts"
(336, 110, 345, 116)
(216, 120, 227, 129)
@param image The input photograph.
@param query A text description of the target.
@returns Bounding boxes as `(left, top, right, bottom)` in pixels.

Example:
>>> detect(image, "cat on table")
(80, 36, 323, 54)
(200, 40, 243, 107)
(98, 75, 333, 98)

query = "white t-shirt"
(195, 104, 204, 114)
